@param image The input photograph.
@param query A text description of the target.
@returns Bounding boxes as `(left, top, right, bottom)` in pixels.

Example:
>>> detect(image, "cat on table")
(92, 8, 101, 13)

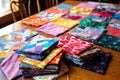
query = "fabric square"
(55, 4, 73, 10)
(62, 13, 86, 21)
(0, 54, 21, 80)
(70, 7, 93, 16)
(106, 26, 120, 37)
(38, 11, 61, 20)
(79, 19, 108, 29)
(113, 14, 120, 21)
(94, 4, 117, 13)
(77, 2, 98, 8)
(37, 23, 68, 36)
(46, 7, 69, 15)
(91, 10, 114, 18)
(82, 52, 112, 74)
(19, 48, 63, 69)
(57, 35, 93, 55)
(95, 34, 120, 51)
(21, 16, 49, 27)
(87, 15, 111, 23)
(68, 25, 105, 42)
(51, 18, 79, 29)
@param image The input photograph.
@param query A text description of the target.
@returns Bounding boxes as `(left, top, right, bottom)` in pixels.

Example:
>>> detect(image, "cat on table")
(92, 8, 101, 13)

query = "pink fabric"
(0, 54, 20, 80)
(37, 23, 68, 36)
(57, 35, 93, 55)
(77, 2, 98, 8)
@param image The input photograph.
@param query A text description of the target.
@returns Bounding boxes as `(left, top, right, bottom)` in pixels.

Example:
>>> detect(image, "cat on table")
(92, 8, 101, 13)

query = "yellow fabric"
(51, 18, 79, 29)
(0, 52, 8, 58)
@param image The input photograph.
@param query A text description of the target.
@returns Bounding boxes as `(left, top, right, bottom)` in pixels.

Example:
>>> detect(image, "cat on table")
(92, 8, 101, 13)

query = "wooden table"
(0, 1, 120, 80)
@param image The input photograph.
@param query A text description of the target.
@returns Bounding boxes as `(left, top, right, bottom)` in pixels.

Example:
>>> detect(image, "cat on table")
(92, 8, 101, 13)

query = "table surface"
(0, 1, 120, 80)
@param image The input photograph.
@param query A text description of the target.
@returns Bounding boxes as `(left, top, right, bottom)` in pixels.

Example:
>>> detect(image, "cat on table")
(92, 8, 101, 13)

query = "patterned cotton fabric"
(21, 16, 49, 27)
(19, 48, 63, 69)
(79, 19, 108, 29)
(68, 25, 105, 42)
(95, 34, 120, 51)
(37, 23, 68, 36)
(46, 7, 69, 15)
(57, 35, 93, 55)
(77, 2, 98, 8)
(51, 18, 79, 29)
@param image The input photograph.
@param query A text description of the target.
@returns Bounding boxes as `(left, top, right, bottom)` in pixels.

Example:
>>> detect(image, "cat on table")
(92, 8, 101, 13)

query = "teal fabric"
(95, 34, 120, 51)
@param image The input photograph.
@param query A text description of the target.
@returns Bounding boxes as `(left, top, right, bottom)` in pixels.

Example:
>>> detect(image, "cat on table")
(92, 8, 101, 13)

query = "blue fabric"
(113, 13, 120, 20)
(56, 4, 73, 10)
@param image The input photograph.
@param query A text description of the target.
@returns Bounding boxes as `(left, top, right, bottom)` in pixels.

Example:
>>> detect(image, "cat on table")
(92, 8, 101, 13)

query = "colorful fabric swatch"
(91, 10, 114, 18)
(21, 16, 49, 27)
(0, 54, 21, 80)
(94, 4, 117, 13)
(51, 18, 79, 29)
(62, 13, 86, 21)
(56, 4, 73, 10)
(95, 34, 120, 51)
(87, 15, 111, 23)
(107, 26, 120, 37)
(79, 19, 108, 29)
(68, 26, 105, 42)
(46, 7, 69, 15)
(38, 11, 61, 20)
(19, 48, 63, 69)
(17, 39, 58, 55)
(37, 23, 68, 36)
(77, 2, 98, 8)
(70, 7, 93, 16)
(57, 35, 93, 55)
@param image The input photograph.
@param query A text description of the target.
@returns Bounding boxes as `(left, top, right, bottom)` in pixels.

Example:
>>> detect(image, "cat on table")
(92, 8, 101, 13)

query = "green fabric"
(79, 19, 108, 29)
(94, 34, 120, 51)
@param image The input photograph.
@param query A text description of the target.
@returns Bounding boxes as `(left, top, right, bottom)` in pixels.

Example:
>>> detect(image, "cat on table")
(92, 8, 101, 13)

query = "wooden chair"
(45, 0, 59, 8)
(10, 0, 41, 22)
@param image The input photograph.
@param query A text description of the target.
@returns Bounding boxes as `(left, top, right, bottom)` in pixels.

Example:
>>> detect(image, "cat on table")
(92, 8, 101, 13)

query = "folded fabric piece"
(37, 23, 68, 36)
(77, 2, 98, 8)
(55, 4, 73, 10)
(51, 18, 79, 29)
(94, 4, 117, 13)
(21, 16, 49, 27)
(70, 7, 93, 16)
(38, 11, 61, 20)
(0, 67, 8, 80)
(62, 13, 86, 21)
(33, 61, 69, 80)
(46, 7, 69, 15)
(107, 26, 120, 37)
(19, 48, 63, 69)
(82, 52, 112, 74)
(17, 39, 58, 55)
(57, 35, 93, 55)
(68, 26, 105, 42)
(0, 54, 21, 80)
(91, 10, 114, 18)
(95, 34, 120, 51)
(87, 15, 111, 23)
(64, 46, 101, 66)
(79, 19, 108, 29)
(109, 19, 120, 25)
(113, 13, 120, 20)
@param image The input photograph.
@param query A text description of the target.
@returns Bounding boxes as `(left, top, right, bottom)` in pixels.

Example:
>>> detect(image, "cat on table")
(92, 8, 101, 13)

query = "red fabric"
(107, 26, 120, 37)
(57, 35, 93, 55)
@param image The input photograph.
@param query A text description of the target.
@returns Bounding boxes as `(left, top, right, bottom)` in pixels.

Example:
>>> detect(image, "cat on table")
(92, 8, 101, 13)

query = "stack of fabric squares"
(58, 35, 112, 74)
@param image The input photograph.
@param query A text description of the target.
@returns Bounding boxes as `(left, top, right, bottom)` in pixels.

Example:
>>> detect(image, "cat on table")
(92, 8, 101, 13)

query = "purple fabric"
(0, 54, 20, 80)
(77, 2, 98, 8)
(37, 23, 68, 36)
